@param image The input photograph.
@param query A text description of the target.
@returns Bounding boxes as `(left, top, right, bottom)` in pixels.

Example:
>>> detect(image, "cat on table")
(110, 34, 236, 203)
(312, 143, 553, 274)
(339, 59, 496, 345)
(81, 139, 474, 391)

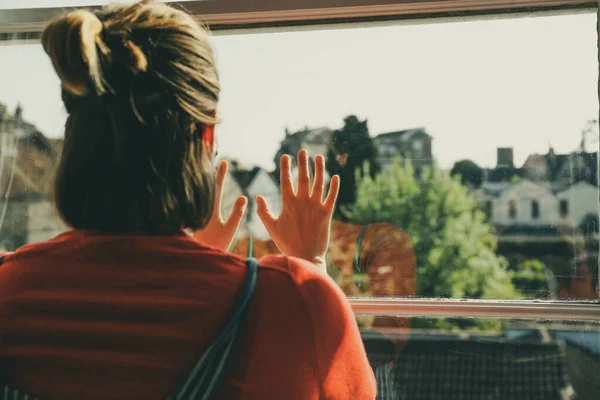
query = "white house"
(221, 165, 281, 240)
(244, 169, 281, 240)
(477, 181, 558, 227)
(496, 181, 559, 226)
(477, 180, 599, 230)
(555, 182, 600, 228)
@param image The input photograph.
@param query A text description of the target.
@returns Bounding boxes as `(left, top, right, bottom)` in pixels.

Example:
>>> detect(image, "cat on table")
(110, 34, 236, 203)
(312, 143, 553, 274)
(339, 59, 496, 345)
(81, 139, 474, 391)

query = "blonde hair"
(41, 0, 221, 232)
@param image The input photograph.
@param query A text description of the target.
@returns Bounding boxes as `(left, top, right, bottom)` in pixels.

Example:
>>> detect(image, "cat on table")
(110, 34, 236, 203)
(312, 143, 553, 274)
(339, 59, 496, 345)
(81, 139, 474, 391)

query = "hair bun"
(42, 10, 109, 97)
(123, 39, 148, 73)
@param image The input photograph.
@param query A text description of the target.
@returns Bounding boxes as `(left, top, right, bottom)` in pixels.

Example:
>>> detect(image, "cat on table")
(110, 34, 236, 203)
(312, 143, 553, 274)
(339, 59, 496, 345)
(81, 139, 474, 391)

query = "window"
(560, 199, 569, 217)
(485, 200, 493, 218)
(412, 139, 423, 157)
(0, 5, 597, 297)
(531, 200, 540, 219)
(509, 200, 517, 219)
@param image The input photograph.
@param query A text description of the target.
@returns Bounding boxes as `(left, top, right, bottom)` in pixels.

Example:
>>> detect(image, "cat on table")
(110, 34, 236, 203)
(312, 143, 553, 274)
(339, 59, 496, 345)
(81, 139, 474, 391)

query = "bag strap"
(168, 257, 259, 400)
(353, 224, 372, 275)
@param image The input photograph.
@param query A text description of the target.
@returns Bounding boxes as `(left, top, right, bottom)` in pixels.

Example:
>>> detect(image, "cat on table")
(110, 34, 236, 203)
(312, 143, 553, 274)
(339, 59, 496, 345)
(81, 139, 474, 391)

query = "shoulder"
(258, 255, 343, 293)
(257, 254, 354, 320)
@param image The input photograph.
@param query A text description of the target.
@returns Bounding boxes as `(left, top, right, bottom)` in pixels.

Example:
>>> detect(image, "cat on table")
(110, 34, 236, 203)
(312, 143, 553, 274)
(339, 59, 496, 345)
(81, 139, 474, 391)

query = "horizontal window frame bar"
(0, 0, 595, 33)
(348, 298, 600, 321)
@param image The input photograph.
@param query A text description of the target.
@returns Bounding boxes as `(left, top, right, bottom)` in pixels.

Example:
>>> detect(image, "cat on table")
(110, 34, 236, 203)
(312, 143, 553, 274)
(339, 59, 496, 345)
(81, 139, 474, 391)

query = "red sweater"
(0, 231, 376, 400)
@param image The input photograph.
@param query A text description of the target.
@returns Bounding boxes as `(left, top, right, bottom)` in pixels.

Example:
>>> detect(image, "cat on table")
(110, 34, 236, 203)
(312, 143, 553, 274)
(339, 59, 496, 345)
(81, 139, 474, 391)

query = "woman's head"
(42, 0, 219, 233)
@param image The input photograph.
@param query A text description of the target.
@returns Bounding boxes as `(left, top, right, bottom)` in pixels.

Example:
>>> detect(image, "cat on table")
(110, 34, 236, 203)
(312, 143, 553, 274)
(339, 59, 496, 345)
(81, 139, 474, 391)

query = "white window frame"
(0, 0, 598, 319)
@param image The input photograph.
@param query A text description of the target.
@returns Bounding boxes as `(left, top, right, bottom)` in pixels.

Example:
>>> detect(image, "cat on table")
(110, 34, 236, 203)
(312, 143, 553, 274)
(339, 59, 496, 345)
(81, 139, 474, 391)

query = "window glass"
(532, 200, 540, 219)
(560, 199, 569, 218)
(357, 314, 600, 399)
(0, 9, 598, 301)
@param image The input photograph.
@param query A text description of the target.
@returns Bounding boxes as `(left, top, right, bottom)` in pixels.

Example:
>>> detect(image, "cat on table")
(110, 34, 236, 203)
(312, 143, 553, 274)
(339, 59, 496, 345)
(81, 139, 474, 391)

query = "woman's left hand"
(193, 160, 247, 251)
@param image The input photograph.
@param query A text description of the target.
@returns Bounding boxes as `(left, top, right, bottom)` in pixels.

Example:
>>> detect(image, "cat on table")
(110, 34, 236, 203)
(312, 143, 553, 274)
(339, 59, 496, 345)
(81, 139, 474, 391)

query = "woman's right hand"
(256, 149, 340, 273)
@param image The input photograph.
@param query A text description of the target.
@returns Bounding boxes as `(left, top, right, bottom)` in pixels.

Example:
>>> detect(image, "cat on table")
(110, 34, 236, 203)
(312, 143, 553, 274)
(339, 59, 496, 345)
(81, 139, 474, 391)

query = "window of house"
(412, 139, 423, 157)
(509, 200, 517, 219)
(1, 0, 599, 397)
(485, 200, 493, 217)
(531, 200, 540, 219)
(560, 200, 569, 217)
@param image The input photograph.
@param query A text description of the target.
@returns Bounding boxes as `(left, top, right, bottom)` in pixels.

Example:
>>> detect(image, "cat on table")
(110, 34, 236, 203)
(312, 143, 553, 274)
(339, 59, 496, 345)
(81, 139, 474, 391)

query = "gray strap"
(353, 224, 372, 275)
(169, 257, 258, 400)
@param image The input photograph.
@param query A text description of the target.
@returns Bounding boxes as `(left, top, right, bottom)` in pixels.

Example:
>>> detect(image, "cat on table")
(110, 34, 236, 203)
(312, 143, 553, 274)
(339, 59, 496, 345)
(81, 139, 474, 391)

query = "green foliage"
(450, 159, 483, 188)
(326, 115, 380, 220)
(345, 157, 518, 300)
(510, 259, 549, 299)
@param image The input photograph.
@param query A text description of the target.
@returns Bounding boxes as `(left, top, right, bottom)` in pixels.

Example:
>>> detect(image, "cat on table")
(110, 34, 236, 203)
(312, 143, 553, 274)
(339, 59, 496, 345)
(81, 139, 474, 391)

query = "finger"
(224, 196, 247, 232)
(280, 155, 295, 199)
(311, 154, 325, 202)
(296, 149, 310, 198)
(214, 160, 227, 218)
(323, 174, 340, 214)
(256, 195, 277, 235)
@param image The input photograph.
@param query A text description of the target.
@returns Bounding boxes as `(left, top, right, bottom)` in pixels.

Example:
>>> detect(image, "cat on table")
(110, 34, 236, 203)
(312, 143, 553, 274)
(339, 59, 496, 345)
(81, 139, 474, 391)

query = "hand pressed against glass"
(257, 150, 340, 272)
(193, 160, 247, 251)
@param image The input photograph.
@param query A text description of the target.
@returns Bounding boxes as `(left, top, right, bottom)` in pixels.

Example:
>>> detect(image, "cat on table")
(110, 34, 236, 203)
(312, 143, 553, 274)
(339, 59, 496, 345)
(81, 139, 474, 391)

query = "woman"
(0, 1, 376, 399)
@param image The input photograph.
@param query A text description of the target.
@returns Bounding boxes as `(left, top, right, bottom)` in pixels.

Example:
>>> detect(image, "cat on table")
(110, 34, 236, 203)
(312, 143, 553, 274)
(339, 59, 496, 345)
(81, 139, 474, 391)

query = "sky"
(0, 8, 597, 171)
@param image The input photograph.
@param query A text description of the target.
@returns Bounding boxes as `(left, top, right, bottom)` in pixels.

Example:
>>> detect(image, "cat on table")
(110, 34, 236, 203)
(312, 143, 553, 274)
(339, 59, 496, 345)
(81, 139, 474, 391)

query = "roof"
(281, 127, 332, 145)
(19, 131, 56, 156)
(479, 181, 513, 196)
(498, 224, 578, 237)
(231, 167, 261, 190)
(0, 106, 62, 199)
(522, 151, 598, 185)
(374, 128, 430, 142)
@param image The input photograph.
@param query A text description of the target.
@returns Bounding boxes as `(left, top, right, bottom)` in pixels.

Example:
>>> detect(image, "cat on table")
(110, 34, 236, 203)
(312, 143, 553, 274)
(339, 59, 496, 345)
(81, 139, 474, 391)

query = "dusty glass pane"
(0, 10, 598, 300)
(357, 315, 600, 400)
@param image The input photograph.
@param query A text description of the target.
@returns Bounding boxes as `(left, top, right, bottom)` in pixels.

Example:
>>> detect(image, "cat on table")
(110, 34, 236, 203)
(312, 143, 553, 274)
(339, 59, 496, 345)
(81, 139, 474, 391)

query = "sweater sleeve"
(289, 257, 377, 400)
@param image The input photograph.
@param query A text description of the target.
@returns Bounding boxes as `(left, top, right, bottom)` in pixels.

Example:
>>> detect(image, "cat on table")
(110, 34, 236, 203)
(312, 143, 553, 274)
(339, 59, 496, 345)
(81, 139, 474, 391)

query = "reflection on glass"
(0, 11, 599, 300)
(359, 316, 600, 400)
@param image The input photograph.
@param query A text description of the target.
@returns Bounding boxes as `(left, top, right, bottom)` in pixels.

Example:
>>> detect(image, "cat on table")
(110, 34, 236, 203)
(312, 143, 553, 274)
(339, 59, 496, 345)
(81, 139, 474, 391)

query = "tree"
(326, 115, 380, 221)
(510, 259, 550, 299)
(344, 157, 518, 300)
(450, 159, 483, 188)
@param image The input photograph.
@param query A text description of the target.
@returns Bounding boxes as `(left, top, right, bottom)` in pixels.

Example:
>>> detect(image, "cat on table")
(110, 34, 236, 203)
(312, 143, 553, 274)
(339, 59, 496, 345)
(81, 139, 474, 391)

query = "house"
(0, 104, 66, 251)
(475, 179, 598, 298)
(373, 128, 433, 175)
(476, 180, 599, 232)
(273, 127, 332, 175)
(482, 148, 524, 183)
(483, 145, 598, 187)
(477, 180, 562, 227)
(522, 147, 597, 186)
(221, 162, 281, 241)
(555, 182, 600, 231)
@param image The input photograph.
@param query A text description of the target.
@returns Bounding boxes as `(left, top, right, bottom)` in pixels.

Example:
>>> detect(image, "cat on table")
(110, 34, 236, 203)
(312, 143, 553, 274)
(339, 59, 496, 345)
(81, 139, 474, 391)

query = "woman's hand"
(193, 160, 247, 251)
(257, 149, 340, 272)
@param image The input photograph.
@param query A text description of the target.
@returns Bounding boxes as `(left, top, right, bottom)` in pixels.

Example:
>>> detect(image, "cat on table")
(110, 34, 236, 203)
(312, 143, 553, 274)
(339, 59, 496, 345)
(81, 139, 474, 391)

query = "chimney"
(497, 148, 514, 169)
(14, 104, 22, 124)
